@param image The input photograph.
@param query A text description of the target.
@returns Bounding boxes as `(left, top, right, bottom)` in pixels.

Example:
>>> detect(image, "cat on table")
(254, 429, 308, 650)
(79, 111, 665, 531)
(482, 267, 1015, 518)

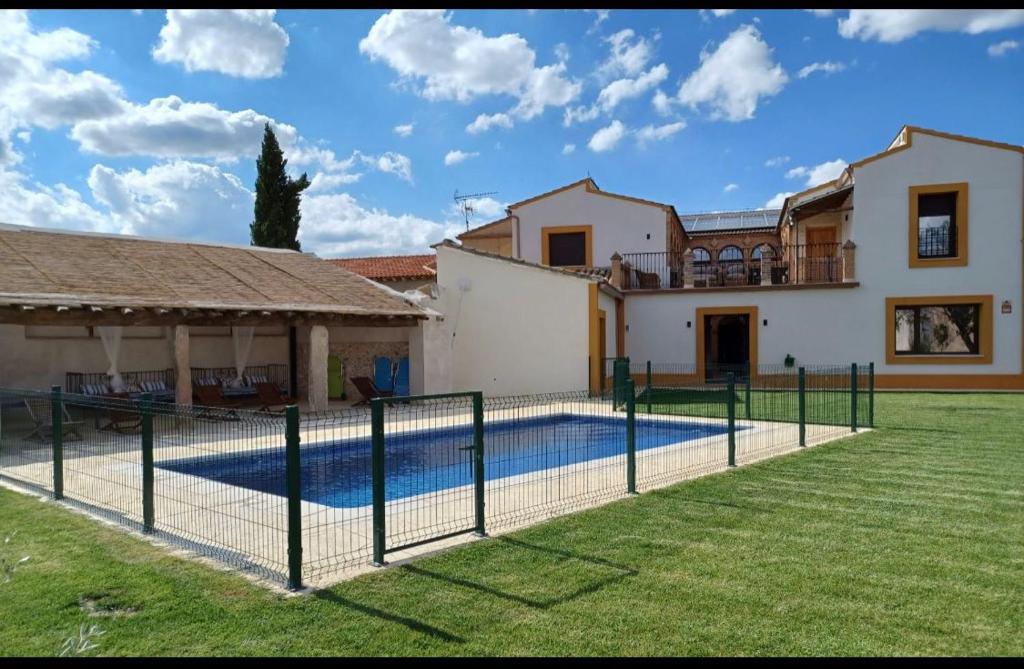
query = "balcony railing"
(617, 243, 851, 291)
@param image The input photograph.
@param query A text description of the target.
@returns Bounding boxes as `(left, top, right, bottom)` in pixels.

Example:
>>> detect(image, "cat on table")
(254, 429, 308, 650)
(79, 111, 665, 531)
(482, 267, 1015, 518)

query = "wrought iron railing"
(620, 243, 844, 290)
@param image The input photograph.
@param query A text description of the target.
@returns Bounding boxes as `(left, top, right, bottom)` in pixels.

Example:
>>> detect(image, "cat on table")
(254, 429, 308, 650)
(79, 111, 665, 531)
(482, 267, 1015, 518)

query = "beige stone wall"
(295, 330, 410, 401)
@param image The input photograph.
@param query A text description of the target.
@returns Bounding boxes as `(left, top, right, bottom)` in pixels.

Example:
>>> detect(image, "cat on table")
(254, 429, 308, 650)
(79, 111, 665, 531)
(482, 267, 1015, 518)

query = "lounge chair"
(255, 382, 293, 413)
(23, 397, 84, 443)
(195, 384, 242, 409)
(350, 376, 393, 407)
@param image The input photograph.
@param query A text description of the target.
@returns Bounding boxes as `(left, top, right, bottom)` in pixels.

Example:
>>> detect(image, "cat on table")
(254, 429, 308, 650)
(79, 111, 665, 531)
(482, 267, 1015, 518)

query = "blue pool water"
(159, 414, 731, 509)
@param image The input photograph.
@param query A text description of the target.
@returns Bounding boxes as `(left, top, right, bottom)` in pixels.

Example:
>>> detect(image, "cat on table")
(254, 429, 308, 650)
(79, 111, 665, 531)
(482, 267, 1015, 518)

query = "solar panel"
(681, 209, 781, 233)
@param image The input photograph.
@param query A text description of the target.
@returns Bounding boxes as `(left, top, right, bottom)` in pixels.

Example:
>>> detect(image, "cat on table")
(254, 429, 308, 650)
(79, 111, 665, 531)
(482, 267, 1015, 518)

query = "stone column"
(172, 325, 191, 406)
(307, 324, 329, 412)
(610, 253, 623, 289)
(842, 240, 857, 282)
(760, 246, 774, 286)
(682, 248, 694, 289)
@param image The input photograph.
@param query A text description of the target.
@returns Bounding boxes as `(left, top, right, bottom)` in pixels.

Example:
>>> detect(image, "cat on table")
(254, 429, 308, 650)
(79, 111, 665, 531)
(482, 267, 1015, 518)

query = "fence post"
(626, 378, 637, 494)
(285, 405, 303, 590)
(645, 360, 652, 415)
(850, 363, 858, 433)
(798, 367, 806, 447)
(371, 398, 386, 567)
(744, 361, 752, 420)
(50, 386, 63, 500)
(868, 362, 875, 428)
(472, 392, 487, 537)
(141, 392, 154, 533)
(727, 373, 736, 467)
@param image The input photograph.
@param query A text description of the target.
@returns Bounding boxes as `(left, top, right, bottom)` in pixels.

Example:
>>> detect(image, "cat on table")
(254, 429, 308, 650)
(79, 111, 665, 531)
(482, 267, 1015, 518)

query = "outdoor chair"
(23, 397, 84, 443)
(255, 382, 293, 413)
(195, 384, 243, 409)
(97, 401, 143, 434)
(350, 376, 394, 407)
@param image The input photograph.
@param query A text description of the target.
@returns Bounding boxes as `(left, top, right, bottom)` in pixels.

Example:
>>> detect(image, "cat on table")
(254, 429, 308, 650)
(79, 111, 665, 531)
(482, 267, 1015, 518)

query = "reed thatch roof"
(0, 224, 425, 325)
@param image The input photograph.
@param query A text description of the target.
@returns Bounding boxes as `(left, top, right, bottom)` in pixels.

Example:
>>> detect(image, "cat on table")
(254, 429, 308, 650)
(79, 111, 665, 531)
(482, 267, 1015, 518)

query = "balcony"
(615, 242, 856, 291)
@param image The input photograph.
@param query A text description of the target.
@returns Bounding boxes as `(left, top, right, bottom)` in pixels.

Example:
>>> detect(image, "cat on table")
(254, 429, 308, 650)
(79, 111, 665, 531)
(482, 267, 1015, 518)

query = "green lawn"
(1, 392, 1021, 656)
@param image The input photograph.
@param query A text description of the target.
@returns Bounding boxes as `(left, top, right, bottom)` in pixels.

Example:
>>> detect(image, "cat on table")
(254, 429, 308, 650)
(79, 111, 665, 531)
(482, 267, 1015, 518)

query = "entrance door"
(804, 227, 837, 283)
(703, 314, 750, 382)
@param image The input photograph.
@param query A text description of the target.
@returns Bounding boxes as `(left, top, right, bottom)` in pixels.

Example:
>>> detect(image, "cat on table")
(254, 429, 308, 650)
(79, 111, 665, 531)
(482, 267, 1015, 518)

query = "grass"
(0, 392, 1021, 656)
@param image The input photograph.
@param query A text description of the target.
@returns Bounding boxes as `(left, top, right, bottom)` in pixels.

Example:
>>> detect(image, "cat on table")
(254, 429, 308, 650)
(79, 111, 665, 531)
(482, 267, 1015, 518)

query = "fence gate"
(370, 392, 485, 566)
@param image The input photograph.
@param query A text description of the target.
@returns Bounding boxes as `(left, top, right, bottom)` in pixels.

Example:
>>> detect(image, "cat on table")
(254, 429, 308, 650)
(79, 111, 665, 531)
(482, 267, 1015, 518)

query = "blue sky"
(1, 9, 1022, 257)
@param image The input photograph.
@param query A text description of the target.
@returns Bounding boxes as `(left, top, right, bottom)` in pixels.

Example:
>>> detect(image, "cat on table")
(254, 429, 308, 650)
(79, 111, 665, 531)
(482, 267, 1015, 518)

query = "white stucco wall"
(625, 132, 1023, 377)
(514, 182, 670, 267)
(598, 289, 619, 360)
(435, 244, 592, 395)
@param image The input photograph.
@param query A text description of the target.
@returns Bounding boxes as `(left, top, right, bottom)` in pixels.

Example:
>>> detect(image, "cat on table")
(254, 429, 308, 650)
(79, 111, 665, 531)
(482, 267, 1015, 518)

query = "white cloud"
(359, 10, 579, 131)
(701, 10, 737, 20)
(562, 143, 576, 155)
(806, 10, 834, 17)
(839, 10, 1024, 43)
(0, 165, 110, 232)
(585, 10, 610, 35)
(588, 120, 627, 152)
(764, 155, 790, 167)
(393, 122, 415, 137)
(723, 183, 739, 192)
(678, 25, 788, 122)
(299, 192, 462, 257)
(988, 40, 1020, 56)
(597, 29, 654, 80)
(797, 61, 847, 78)
(652, 89, 673, 116)
(152, 10, 289, 79)
(365, 151, 413, 183)
(88, 160, 253, 241)
(70, 95, 299, 160)
(634, 121, 686, 146)
(564, 63, 669, 126)
(307, 171, 361, 193)
(785, 158, 847, 187)
(764, 191, 794, 208)
(554, 42, 570, 62)
(444, 149, 478, 166)
(467, 112, 513, 134)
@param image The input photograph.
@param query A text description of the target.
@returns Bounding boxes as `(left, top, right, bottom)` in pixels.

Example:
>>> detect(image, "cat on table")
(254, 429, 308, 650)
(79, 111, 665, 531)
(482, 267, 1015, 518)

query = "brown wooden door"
(804, 227, 837, 282)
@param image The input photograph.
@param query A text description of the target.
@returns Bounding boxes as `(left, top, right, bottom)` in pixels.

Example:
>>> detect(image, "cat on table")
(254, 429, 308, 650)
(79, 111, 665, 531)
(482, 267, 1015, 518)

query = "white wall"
(436, 244, 592, 395)
(515, 182, 669, 267)
(598, 289, 619, 360)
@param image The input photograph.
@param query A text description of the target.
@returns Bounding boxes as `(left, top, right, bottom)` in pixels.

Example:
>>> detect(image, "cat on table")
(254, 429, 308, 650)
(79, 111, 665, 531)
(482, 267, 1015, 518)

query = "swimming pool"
(159, 413, 733, 509)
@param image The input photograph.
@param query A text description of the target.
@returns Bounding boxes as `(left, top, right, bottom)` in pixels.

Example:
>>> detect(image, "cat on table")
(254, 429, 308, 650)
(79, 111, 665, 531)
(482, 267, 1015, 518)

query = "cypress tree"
(251, 123, 310, 250)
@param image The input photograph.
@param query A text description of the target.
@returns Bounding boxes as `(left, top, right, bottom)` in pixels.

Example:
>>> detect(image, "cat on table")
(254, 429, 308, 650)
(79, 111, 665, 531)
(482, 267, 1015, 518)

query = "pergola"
(0, 224, 426, 410)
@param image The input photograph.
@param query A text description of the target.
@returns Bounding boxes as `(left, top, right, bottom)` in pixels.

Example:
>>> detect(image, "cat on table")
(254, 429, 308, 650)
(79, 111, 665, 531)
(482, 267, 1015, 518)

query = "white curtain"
(96, 326, 125, 392)
(231, 326, 255, 387)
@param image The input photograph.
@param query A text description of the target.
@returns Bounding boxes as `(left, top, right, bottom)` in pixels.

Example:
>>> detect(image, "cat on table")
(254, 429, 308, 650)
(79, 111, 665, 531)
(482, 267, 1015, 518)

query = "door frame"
(696, 306, 759, 382)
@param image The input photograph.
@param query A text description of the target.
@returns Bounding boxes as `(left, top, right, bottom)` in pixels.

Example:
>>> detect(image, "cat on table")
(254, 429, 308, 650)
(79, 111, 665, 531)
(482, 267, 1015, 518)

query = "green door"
(327, 355, 344, 399)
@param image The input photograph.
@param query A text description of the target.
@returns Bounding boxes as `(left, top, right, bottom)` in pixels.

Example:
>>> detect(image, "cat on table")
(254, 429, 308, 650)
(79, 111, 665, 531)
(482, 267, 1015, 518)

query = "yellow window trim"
(542, 225, 593, 267)
(908, 182, 968, 268)
(885, 295, 993, 365)
(695, 306, 759, 381)
(588, 284, 600, 394)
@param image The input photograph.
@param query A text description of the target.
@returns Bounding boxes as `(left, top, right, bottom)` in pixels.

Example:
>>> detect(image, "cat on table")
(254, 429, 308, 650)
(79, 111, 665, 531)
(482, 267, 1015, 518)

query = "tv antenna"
(453, 189, 498, 231)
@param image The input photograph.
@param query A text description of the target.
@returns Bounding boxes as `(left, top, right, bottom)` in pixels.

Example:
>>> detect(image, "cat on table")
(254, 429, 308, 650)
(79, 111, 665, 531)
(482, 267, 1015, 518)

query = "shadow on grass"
(312, 590, 465, 644)
(398, 536, 638, 610)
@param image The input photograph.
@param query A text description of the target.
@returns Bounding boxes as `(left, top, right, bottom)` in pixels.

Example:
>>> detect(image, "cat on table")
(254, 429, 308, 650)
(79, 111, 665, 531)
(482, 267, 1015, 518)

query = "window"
(718, 246, 743, 262)
(909, 183, 968, 267)
(692, 247, 711, 263)
(542, 225, 592, 267)
(751, 244, 776, 260)
(895, 304, 979, 355)
(885, 295, 992, 364)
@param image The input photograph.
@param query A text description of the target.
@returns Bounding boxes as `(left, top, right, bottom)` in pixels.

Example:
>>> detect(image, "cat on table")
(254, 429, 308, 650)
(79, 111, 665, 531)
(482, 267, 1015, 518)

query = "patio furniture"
(23, 397, 84, 443)
(194, 384, 242, 409)
(373, 357, 395, 393)
(350, 376, 394, 406)
(393, 357, 410, 397)
(255, 382, 293, 413)
(95, 393, 143, 434)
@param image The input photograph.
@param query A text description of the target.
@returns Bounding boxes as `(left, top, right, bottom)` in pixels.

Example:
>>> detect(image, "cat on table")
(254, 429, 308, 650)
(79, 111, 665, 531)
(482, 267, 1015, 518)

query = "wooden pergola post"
(173, 325, 192, 406)
(307, 324, 329, 412)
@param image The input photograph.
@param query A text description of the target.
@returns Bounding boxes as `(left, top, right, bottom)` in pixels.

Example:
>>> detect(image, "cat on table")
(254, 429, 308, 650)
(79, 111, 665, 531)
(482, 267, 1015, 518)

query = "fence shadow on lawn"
(311, 589, 466, 644)
(398, 536, 639, 611)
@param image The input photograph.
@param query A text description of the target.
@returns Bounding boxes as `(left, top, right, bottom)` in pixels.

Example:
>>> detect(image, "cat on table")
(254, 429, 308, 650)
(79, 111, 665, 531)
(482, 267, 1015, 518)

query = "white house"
(434, 125, 1024, 393)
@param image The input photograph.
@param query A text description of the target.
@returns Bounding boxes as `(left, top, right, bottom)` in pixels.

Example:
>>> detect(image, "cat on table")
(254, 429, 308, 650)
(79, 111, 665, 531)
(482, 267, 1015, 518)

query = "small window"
(894, 303, 980, 355)
(917, 192, 957, 259)
(751, 244, 776, 260)
(691, 247, 711, 263)
(547, 232, 587, 266)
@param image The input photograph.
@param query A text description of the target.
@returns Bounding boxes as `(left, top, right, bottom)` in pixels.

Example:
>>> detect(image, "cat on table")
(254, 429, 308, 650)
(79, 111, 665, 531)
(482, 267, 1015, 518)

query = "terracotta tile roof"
(330, 254, 437, 281)
(0, 224, 424, 318)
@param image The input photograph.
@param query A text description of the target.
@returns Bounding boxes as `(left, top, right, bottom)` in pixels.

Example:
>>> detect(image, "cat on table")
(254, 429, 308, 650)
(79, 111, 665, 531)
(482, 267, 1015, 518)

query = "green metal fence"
(0, 362, 873, 589)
